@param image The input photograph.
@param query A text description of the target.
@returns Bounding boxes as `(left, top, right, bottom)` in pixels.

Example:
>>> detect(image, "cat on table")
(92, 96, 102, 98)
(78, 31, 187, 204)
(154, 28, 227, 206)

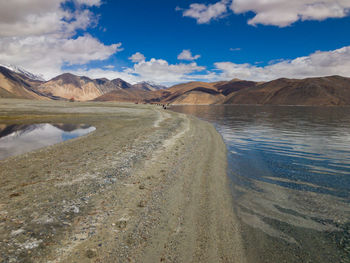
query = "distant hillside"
(143, 81, 223, 105)
(224, 76, 350, 106)
(1, 65, 350, 106)
(0, 64, 45, 81)
(132, 81, 167, 91)
(36, 74, 136, 101)
(36, 73, 98, 101)
(215, 79, 257, 95)
(0, 66, 48, 100)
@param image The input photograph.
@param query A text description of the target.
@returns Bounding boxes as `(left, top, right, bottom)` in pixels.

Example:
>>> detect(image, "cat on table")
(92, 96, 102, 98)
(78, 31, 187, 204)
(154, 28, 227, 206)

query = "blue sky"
(0, 0, 350, 85)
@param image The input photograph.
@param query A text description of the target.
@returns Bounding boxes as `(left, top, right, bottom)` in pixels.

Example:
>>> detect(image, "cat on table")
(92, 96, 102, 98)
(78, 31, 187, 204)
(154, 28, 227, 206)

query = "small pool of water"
(0, 123, 96, 160)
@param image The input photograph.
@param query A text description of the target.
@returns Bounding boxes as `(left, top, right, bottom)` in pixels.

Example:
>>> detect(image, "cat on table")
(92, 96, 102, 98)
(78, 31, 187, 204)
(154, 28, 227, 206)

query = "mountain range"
(1, 65, 350, 106)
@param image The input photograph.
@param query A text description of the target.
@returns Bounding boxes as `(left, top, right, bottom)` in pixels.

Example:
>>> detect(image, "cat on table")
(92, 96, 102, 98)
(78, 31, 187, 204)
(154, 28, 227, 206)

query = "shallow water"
(171, 105, 350, 263)
(0, 123, 95, 160)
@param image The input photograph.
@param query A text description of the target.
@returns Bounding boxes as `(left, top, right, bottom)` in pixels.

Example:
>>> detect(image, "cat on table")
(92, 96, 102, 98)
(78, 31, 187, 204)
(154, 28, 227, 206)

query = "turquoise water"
(0, 123, 95, 160)
(171, 105, 350, 263)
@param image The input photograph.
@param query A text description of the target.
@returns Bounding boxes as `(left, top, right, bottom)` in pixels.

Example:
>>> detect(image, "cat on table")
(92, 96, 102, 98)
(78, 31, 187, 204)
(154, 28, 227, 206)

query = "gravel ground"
(0, 99, 246, 263)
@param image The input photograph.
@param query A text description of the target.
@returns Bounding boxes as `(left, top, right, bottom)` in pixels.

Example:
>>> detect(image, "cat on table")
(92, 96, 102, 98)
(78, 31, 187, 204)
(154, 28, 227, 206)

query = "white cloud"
(0, 0, 102, 37)
(0, 34, 121, 79)
(177, 49, 201, 61)
(73, 57, 207, 86)
(231, 0, 350, 27)
(129, 52, 146, 63)
(0, 0, 121, 79)
(103, 65, 115, 69)
(74, 0, 101, 6)
(180, 0, 350, 27)
(230, 47, 241, 51)
(214, 46, 350, 81)
(71, 68, 140, 84)
(32, 45, 350, 86)
(126, 58, 206, 84)
(181, 0, 229, 24)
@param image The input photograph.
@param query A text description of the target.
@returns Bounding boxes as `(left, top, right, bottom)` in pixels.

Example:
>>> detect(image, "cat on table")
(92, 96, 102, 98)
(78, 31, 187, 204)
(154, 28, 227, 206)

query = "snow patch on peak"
(0, 63, 45, 81)
(137, 81, 167, 90)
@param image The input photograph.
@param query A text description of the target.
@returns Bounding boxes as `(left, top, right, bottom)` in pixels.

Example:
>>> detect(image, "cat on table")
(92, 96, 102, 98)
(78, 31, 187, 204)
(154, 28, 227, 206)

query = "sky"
(0, 0, 350, 86)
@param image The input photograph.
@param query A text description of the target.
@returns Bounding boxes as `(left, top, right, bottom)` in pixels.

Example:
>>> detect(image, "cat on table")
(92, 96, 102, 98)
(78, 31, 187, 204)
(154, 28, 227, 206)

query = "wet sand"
(0, 99, 246, 263)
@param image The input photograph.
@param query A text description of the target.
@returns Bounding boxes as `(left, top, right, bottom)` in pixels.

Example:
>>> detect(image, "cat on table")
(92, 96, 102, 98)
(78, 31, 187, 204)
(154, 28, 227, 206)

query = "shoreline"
(0, 99, 245, 263)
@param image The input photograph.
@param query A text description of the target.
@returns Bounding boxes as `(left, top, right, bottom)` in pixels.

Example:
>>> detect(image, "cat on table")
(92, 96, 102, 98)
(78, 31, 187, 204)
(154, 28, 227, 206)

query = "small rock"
(138, 200, 146, 208)
(139, 184, 145, 190)
(86, 248, 97, 258)
(72, 206, 80, 214)
(11, 228, 25, 236)
(116, 219, 127, 229)
(9, 193, 20, 198)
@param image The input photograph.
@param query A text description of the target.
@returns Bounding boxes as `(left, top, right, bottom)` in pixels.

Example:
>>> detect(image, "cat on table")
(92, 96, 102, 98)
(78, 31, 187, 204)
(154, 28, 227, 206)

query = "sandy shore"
(0, 99, 246, 263)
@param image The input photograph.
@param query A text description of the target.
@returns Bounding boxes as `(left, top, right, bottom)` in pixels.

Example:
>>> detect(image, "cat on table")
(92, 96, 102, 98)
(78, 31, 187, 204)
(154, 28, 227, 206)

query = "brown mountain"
(2, 65, 350, 106)
(132, 81, 167, 91)
(93, 89, 155, 103)
(143, 81, 225, 105)
(37, 73, 105, 101)
(0, 66, 48, 100)
(36, 74, 136, 101)
(224, 76, 350, 106)
(215, 79, 257, 95)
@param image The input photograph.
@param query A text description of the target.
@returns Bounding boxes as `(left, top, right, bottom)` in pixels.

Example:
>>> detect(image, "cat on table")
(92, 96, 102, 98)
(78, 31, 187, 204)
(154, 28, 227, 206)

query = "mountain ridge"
(1, 65, 350, 106)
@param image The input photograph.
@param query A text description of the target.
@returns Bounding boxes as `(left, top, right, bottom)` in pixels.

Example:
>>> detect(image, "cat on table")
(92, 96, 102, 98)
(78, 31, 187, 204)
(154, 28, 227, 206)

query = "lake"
(0, 123, 95, 160)
(171, 105, 350, 263)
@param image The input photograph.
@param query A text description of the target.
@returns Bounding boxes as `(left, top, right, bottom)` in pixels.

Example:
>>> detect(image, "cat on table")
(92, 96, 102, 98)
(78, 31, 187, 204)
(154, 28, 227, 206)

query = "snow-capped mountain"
(132, 81, 167, 91)
(0, 63, 45, 81)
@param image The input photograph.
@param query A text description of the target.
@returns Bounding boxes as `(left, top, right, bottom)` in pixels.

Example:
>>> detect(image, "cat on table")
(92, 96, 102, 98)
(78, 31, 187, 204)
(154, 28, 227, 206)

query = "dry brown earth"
(0, 99, 245, 263)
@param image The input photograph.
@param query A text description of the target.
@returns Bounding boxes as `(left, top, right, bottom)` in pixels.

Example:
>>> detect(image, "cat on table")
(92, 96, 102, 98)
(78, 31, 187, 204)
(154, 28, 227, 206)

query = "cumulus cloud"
(129, 52, 146, 63)
(180, 0, 229, 24)
(103, 65, 115, 69)
(0, 34, 121, 79)
(214, 46, 350, 81)
(231, 0, 350, 27)
(0, 0, 120, 79)
(59, 45, 350, 85)
(177, 49, 201, 61)
(71, 58, 207, 86)
(74, 0, 101, 6)
(180, 0, 350, 27)
(71, 68, 141, 84)
(125, 58, 206, 84)
(0, 0, 102, 37)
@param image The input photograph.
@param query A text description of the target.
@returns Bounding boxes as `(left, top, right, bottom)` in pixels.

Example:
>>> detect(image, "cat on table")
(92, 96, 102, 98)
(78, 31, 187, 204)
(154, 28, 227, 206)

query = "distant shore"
(0, 99, 246, 263)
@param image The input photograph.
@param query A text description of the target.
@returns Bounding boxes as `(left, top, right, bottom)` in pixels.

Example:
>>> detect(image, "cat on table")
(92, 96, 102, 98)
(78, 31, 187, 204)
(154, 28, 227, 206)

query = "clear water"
(0, 123, 95, 160)
(171, 105, 350, 263)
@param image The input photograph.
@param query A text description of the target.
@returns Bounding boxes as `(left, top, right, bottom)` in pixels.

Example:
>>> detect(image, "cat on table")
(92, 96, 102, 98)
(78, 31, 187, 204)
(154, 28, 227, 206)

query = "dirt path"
(0, 99, 246, 263)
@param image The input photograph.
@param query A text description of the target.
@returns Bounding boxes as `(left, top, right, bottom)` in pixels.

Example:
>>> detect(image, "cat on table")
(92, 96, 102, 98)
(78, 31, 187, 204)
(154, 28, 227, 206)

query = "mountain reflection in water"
(0, 123, 95, 160)
(171, 105, 350, 263)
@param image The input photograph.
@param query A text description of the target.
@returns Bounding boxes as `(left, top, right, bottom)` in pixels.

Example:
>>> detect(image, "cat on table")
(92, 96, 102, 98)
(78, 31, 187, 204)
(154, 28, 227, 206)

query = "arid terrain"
(2, 65, 350, 106)
(0, 99, 246, 263)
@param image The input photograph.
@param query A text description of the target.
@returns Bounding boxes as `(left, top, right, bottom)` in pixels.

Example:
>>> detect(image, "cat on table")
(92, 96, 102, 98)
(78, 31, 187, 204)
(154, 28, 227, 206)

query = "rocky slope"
(0, 66, 48, 100)
(36, 74, 136, 101)
(0, 64, 45, 82)
(1, 65, 350, 105)
(132, 81, 167, 91)
(224, 76, 350, 106)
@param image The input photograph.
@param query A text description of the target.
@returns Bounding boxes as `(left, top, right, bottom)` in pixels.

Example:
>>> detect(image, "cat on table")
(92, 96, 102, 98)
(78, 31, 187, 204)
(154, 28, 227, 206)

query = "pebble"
(138, 200, 146, 208)
(86, 248, 97, 258)
(116, 219, 127, 229)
